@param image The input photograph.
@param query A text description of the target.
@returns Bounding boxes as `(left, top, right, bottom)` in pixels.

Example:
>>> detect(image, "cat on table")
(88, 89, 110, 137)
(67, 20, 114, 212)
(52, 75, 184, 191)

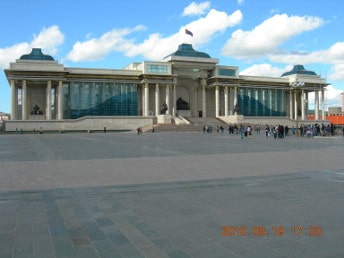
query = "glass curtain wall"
(63, 81, 137, 119)
(238, 87, 286, 116)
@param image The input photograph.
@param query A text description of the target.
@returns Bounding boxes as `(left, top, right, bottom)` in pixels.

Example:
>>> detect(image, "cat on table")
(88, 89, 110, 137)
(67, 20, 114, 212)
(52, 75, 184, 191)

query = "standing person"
(273, 126, 278, 139)
(104, 126, 107, 135)
(255, 125, 260, 134)
(247, 125, 252, 138)
(265, 125, 269, 138)
(239, 125, 244, 139)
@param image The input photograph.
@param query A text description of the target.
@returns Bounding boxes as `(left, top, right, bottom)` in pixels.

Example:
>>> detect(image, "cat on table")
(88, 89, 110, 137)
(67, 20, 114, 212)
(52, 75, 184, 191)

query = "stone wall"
(4, 116, 156, 132)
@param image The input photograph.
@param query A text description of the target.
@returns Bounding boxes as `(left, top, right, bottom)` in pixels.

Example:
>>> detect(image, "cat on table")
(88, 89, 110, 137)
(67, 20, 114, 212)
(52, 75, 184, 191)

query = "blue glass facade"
(63, 81, 137, 119)
(238, 87, 286, 116)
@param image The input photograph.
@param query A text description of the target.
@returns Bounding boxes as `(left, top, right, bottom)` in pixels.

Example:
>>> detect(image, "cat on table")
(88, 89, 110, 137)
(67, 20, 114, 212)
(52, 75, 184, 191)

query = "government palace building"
(3, 45, 328, 132)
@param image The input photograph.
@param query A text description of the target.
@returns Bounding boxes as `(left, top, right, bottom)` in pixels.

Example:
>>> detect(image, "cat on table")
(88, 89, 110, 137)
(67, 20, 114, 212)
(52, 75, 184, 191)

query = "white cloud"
(267, 42, 344, 66)
(326, 85, 343, 104)
(326, 42, 344, 64)
(65, 9, 242, 62)
(238, 0, 244, 5)
(0, 43, 30, 69)
(267, 42, 344, 82)
(239, 63, 291, 77)
(182, 1, 210, 17)
(31, 26, 64, 55)
(186, 9, 243, 44)
(0, 25, 64, 69)
(330, 63, 344, 81)
(221, 14, 323, 59)
(66, 26, 144, 62)
(127, 9, 242, 60)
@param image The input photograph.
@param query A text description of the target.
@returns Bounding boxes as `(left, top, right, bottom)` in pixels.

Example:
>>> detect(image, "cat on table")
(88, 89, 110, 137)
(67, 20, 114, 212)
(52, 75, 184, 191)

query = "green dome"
(281, 65, 317, 77)
(165, 44, 211, 59)
(20, 48, 54, 61)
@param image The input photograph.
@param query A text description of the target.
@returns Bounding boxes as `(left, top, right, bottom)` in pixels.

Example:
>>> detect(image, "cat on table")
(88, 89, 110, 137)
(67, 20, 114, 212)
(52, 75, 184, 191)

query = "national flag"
(185, 29, 193, 37)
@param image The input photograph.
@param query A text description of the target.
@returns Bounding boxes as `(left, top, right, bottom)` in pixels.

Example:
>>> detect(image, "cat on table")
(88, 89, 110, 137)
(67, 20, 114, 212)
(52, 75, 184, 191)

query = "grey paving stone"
(108, 232, 131, 246)
(0, 243, 13, 258)
(166, 249, 192, 258)
(13, 241, 34, 255)
(93, 239, 121, 258)
(49, 224, 68, 236)
(151, 238, 177, 252)
(100, 225, 121, 236)
(116, 242, 143, 257)
(51, 235, 74, 257)
(95, 217, 114, 227)
(82, 221, 107, 241)
(0, 133, 343, 257)
(74, 246, 101, 258)
(0, 230, 15, 246)
(33, 239, 56, 257)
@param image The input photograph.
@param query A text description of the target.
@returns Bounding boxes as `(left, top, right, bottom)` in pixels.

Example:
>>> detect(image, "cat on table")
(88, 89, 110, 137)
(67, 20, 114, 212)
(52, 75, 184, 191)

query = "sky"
(1, 0, 344, 113)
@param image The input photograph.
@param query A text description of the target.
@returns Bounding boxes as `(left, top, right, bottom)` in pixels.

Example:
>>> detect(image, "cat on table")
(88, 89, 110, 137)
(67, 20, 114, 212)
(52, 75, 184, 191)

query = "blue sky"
(1, 0, 344, 113)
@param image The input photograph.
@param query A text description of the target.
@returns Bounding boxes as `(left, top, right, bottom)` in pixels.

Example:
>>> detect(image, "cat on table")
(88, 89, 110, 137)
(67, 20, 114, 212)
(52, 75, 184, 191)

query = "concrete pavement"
(0, 131, 343, 257)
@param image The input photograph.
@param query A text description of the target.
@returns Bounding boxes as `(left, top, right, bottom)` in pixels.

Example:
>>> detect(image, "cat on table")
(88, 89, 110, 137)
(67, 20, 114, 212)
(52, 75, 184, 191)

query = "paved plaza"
(0, 131, 343, 257)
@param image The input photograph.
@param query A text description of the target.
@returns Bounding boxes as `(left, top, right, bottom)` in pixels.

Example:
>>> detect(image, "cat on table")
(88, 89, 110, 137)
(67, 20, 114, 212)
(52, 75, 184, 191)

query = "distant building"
(0, 112, 10, 121)
(4, 45, 329, 131)
(328, 107, 342, 115)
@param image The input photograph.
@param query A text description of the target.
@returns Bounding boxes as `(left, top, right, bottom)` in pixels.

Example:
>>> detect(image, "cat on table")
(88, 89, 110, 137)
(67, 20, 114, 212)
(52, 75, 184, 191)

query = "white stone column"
(46, 81, 52, 120)
(144, 83, 149, 116)
(141, 85, 145, 116)
(57, 81, 63, 120)
(321, 89, 325, 120)
(224, 86, 228, 116)
(173, 84, 177, 116)
(305, 92, 309, 118)
(301, 89, 305, 121)
(315, 90, 319, 120)
(21, 80, 27, 120)
(155, 83, 160, 116)
(229, 88, 233, 115)
(215, 85, 219, 117)
(201, 79, 206, 118)
(233, 86, 238, 115)
(289, 89, 293, 119)
(294, 90, 298, 120)
(165, 84, 170, 115)
(10, 80, 17, 120)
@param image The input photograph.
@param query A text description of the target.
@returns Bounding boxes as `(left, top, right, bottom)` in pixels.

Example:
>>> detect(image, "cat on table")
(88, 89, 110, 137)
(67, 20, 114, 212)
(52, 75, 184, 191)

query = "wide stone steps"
(146, 123, 203, 132)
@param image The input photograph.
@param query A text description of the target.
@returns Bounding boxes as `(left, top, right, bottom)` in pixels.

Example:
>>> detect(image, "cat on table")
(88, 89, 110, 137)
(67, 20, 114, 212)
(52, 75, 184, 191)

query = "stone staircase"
(144, 116, 228, 133)
(145, 123, 203, 132)
(184, 117, 227, 127)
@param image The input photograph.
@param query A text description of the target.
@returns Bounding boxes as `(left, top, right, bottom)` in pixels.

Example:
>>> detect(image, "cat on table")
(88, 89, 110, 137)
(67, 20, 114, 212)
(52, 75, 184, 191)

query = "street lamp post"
(291, 80, 305, 136)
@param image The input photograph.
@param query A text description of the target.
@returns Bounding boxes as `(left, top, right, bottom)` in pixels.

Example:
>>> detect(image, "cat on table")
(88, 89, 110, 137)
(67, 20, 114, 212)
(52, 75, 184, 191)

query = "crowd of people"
(264, 123, 340, 138)
(203, 122, 343, 139)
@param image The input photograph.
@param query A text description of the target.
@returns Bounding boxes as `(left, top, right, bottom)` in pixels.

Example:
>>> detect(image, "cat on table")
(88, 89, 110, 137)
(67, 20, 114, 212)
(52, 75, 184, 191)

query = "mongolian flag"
(185, 29, 193, 37)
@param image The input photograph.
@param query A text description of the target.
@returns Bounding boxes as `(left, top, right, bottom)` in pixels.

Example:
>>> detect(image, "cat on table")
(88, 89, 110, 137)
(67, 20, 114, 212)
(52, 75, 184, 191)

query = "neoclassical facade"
(5, 45, 328, 123)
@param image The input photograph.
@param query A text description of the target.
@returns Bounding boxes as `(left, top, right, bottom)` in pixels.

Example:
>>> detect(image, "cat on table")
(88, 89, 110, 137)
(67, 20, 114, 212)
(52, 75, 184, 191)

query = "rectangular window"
(147, 64, 169, 74)
(218, 68, 236, 77)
